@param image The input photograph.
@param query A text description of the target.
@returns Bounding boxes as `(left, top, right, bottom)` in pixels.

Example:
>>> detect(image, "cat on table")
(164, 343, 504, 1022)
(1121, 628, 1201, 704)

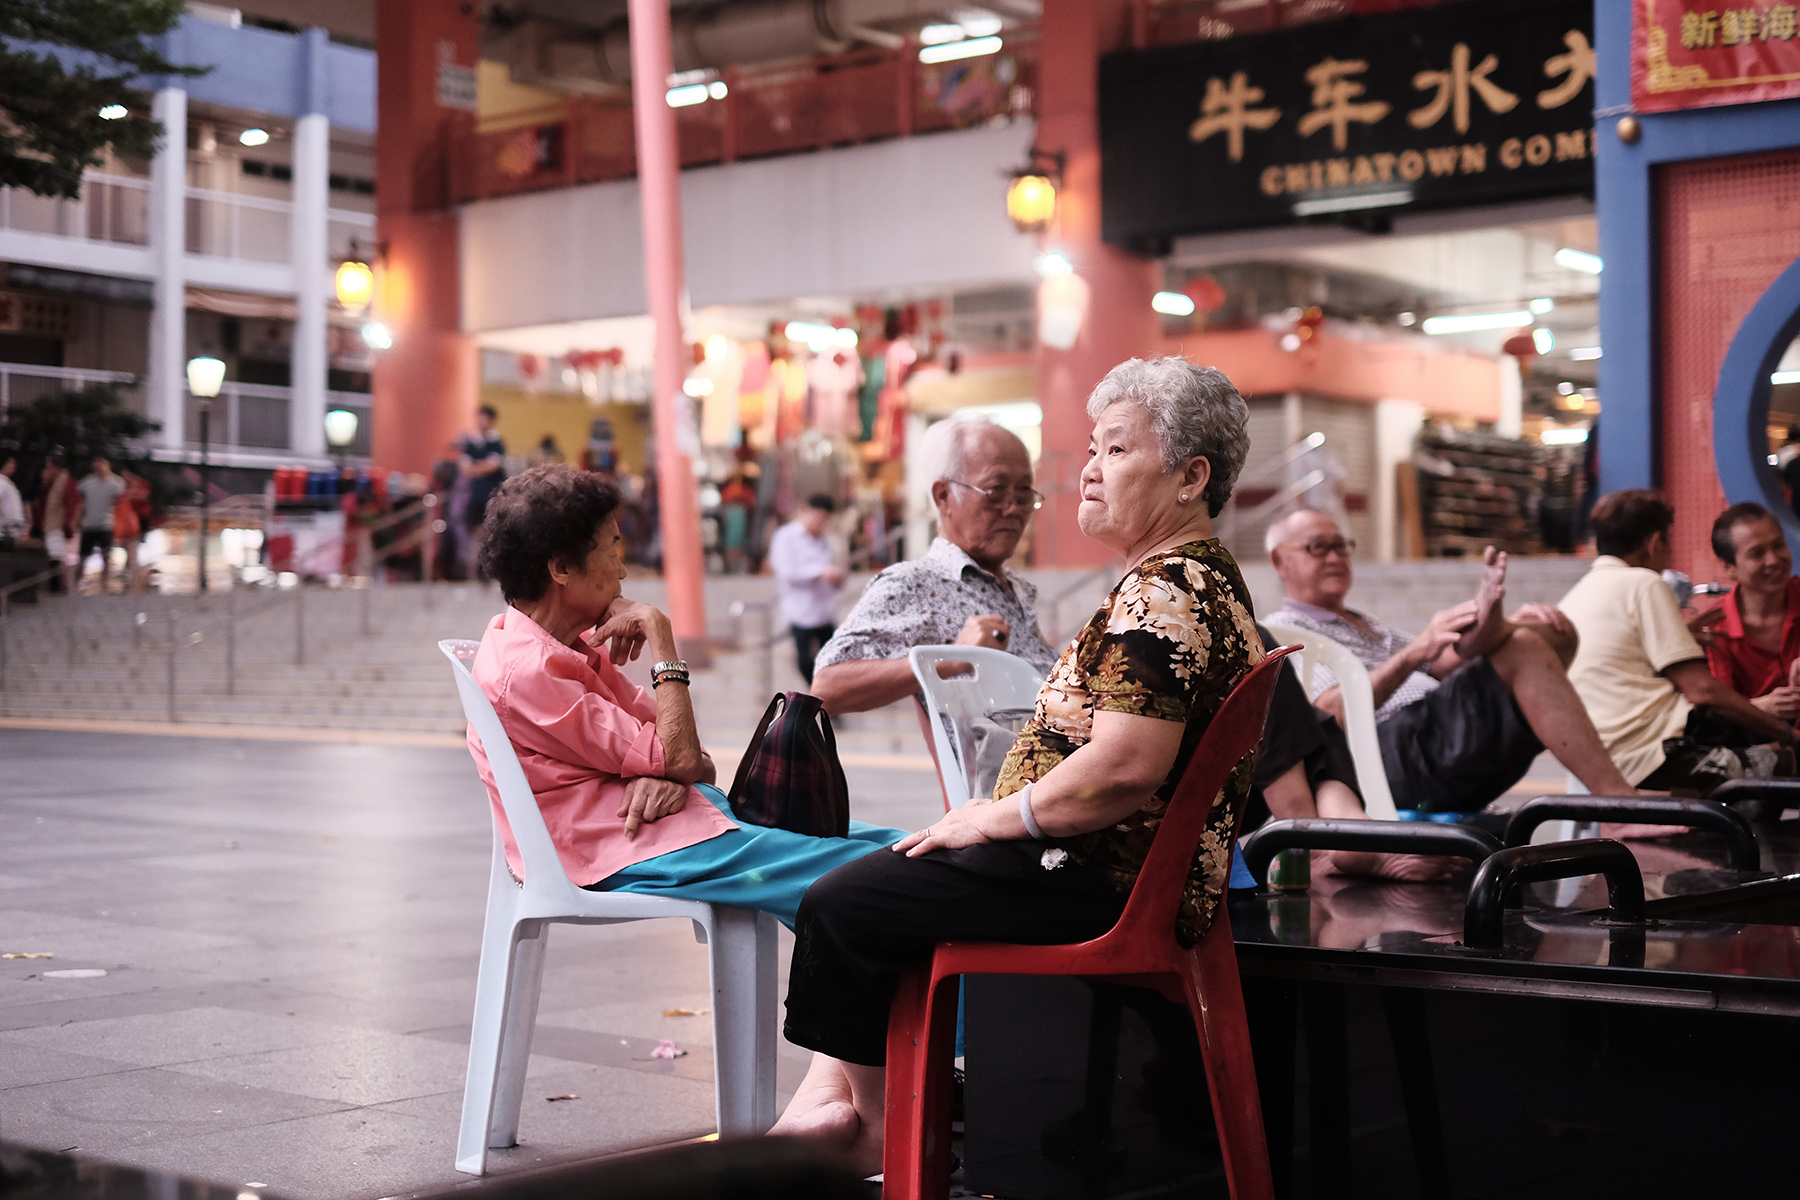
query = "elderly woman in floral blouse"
(769, 357, 1265, 1171)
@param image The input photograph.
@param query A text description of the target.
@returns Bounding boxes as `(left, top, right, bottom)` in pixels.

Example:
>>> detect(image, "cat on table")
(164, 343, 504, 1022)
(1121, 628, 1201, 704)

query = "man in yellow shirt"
(1559, 490, 1792, 793)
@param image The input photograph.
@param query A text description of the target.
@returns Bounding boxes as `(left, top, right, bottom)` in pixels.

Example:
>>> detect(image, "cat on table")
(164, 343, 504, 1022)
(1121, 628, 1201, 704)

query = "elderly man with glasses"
(1266, 508, 1639, 814)
(810, 415, 1056, 715)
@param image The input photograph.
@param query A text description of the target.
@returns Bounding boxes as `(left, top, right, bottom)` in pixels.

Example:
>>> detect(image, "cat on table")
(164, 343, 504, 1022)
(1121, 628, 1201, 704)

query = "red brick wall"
(1657, 149, 1800, 580)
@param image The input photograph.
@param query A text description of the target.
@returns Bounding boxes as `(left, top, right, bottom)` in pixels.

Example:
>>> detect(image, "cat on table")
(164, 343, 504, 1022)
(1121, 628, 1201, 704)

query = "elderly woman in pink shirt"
(467, 465, 902, 926)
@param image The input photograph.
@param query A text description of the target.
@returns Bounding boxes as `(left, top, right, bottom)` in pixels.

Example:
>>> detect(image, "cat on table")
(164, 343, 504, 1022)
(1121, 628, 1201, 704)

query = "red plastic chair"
(880, 648, 1294, 1200)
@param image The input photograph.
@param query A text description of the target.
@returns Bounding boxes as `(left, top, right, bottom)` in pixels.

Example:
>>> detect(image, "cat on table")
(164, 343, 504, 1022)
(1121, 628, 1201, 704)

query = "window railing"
(0, 362, 140, 417)
(327, 207, 376, 262)
(177, 384, 373, 456)
(448, 28, 1039, 205)
(185, 185, 291, 263)
(0, 172, 151, 246)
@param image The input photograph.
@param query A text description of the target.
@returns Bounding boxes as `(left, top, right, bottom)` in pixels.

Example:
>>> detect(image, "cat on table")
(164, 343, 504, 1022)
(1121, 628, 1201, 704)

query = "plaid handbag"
(726, 691, 850, 838)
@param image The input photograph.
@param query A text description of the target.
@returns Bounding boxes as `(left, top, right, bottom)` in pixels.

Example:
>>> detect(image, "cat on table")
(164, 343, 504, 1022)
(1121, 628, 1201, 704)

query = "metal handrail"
(1235, 430, 1326, 488)
(1044, 557, 1124, 646)
(0, 565, 65, 689)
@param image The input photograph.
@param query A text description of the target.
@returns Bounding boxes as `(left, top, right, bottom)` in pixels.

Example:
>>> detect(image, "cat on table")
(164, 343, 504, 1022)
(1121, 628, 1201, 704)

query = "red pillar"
(372, 0, 480, 478)
(1032, 0, 1161, 568)
(628, 0, 710, 657)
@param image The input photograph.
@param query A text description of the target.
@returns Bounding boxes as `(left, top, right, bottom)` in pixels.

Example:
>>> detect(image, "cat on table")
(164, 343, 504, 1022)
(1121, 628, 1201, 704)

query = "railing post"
(226, 585, 237, 696)
(895, 42, 915, 137)
(134, 610, 146, 652)
(166, 612, 178, 723)
(67, 587, 77, 667)
(722, 67, 739, 163)
(760, 602, 774, 698)
(361, 578, 371, 636)
(294, 582, 305, 666)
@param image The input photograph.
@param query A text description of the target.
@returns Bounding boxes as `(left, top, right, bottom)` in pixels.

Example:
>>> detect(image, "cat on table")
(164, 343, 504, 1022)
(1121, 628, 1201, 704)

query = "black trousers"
(783, 840, 1127, 1066)
(791, 623, 835, 685)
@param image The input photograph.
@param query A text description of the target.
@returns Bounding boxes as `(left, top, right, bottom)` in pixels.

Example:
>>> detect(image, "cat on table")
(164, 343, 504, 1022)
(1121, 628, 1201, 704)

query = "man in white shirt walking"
(0, 456, 24, 539)
(769, 494, 847, 685)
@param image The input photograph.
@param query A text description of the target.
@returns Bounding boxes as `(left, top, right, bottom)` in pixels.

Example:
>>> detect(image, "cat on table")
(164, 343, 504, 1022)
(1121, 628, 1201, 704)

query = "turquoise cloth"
(593, 784, 906, 930)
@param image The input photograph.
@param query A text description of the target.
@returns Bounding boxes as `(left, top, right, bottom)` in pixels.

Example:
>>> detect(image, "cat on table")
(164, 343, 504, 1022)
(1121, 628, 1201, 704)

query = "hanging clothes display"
(773, 354, 809, 445)
(857, 349, 886, 443)
(807, 349, 861, 438)
(737, 341, 772, 432)
(868, 338, 917, 462)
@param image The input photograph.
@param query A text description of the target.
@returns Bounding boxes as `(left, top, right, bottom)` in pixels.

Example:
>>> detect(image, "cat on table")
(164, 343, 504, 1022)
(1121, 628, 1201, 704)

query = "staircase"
(0, 555, 1600, 743)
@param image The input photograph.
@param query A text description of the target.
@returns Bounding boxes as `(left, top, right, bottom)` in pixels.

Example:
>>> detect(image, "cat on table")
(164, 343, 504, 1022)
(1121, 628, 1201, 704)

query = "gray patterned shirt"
(1273, 599, 1437, 721)
(813, 537, 1058, 674)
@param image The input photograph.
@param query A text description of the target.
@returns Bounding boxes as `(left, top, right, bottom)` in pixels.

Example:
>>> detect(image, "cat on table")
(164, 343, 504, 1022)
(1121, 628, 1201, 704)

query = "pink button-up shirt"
(468, 608, 735, 885)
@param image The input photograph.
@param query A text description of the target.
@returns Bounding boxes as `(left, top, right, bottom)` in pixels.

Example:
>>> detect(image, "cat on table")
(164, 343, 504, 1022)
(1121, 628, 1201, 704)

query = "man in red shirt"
(1705, 502, 1800, 720)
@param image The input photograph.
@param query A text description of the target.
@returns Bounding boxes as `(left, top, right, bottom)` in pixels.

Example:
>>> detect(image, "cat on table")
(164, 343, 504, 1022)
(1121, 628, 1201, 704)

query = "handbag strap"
(727, 692, 789, 803)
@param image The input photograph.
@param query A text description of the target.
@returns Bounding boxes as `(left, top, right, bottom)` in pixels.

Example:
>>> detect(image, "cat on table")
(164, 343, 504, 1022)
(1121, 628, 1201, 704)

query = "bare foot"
(769, 1095, 861, 1146)
(1456, 546, 1510, 660)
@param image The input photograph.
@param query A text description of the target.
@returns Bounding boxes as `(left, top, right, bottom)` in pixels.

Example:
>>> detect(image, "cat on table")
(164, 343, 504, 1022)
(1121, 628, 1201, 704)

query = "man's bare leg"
(1486, 624, 1638, 796)
(768, 1053, 885, 1176)
(1456, 546, 1511, 660)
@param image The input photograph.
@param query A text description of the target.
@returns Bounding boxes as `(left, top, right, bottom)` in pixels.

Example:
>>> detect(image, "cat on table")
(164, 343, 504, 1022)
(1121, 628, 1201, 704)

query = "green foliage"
(0, 0, 206, 199)
(0, 384, 177, 512)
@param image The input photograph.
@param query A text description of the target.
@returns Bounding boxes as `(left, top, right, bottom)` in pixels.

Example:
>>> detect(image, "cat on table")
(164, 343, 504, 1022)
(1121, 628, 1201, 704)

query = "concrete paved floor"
(0, 727, 945, 1198)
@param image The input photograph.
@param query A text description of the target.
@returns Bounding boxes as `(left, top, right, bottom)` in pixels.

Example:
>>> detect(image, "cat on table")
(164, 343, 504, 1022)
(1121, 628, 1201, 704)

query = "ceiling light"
(1555, 247, 1603, 274)
(1541, 427, 1589, 445)
(919, 23, 966, 43)
(1557, 381, 1576, 395)
(704, 336, 730, 361)
(1290, 189, 1411, 217)
(1280, 333, 1302, 352)
(682, 377, 714, 397)
(919, 35, 1002, 63)
(99, 104, 128, 120)
(361, 322, 392, 350)
(1529, 297, 1555, 314)
(1152, 291, 1196, 317)
(784, 321, 858, 352)
(1420, 311, 1534, 335)
(239, 128, 270, 147)
(1034, 251, 1073, 277)
(1773, 370, 1800, 385)
(958, 13, 1003, 36)
(1569, 346, 1602, 360)
(1397, 311, 1416, 326)
(666, 84, 710, 107)
(1532, 327, 1553, 354)
(708, 81, 728, 99)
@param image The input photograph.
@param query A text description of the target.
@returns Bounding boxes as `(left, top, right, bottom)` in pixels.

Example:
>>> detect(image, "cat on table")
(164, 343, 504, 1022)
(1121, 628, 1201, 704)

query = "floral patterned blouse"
(993, 539, 1264, 943)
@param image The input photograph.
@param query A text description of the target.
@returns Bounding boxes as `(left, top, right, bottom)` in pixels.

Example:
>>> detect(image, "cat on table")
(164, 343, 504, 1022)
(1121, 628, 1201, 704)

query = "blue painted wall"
(1594, 0, 1800, 497)
(5, 15, 375, 130)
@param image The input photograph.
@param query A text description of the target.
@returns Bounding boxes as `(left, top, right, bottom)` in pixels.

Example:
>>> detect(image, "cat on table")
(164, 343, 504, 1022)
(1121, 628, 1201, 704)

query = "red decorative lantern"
(1501, 334, 1537, 359)
(1183, 274, 1227, 316)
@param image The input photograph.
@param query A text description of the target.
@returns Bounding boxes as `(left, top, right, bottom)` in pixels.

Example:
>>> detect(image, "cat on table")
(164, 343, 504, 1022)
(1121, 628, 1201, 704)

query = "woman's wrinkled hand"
(893, 805, 998, 858)
(619, 776, 690, 838)
(590, 598, 670, 664)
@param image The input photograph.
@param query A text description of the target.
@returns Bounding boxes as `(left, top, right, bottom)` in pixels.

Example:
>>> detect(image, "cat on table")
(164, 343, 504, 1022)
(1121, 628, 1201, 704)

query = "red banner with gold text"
(1633, 0, 1800, 112)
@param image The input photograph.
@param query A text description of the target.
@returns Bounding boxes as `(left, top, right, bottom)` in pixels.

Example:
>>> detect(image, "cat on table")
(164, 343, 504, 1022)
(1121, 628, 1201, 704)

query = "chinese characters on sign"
(1633, 0, 1800, 112)
(1099, 0, 1595, 246)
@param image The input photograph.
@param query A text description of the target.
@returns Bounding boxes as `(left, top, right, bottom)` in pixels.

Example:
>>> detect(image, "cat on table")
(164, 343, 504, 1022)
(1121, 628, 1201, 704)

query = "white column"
(290, 112, 330, 459)
(147, 86, 187, 450)
(1374, 399, 1425, 563)
(1497, 355, 1523, 438)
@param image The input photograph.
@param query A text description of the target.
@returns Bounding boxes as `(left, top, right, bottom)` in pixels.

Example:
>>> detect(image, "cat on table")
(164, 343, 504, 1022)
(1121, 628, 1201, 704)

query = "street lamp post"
(186, 354, 225, 593)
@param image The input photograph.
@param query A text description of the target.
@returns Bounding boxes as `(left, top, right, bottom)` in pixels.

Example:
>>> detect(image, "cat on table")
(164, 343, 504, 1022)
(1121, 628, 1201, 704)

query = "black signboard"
(1099, 0, 1596, 250)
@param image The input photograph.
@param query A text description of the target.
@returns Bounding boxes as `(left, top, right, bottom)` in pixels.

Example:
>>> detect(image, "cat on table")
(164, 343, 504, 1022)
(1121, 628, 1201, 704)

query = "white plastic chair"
(1260, 618, 1400, 820)
(440, 639, 779, 1175)
(908, 645, 1046, 809)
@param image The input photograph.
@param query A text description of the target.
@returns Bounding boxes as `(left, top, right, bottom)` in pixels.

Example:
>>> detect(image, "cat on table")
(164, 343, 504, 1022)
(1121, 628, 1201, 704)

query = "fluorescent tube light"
(919, 35, 1001, 63)
(1774, 370, 1800, 385)
(666, 84, 710, 107)
(1541, 427, 1589, 445)
(1569, 346, 1602, 360)
(1420, 311, 1534, 335)
(1533, 327, 1553, 354)
(1555, 247, 1602, 274)
(1291, 189, 1411, 217)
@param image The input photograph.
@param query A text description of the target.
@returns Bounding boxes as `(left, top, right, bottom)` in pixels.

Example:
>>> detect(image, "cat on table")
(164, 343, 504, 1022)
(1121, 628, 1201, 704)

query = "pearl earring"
(1179, 493, 1188, 503)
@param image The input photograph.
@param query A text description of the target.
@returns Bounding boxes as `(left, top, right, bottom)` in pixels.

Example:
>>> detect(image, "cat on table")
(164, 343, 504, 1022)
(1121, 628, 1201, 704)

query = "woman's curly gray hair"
(1085, 358, 1249, 517)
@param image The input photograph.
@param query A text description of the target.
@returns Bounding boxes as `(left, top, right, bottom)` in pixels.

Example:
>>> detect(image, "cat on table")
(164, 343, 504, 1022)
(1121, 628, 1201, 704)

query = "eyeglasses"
(1282, 538, 1356, 559)
(947, 479, 1045, 511)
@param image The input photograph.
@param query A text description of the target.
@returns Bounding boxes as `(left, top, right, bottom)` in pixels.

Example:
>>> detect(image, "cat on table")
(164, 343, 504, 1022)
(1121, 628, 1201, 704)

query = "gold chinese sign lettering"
(1636, 0, 1800, 113)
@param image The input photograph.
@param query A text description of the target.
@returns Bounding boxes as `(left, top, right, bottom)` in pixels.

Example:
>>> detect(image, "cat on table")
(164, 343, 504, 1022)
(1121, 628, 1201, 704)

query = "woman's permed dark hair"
(479, 465, 622, 603)
(1590, 488, 1676, 559)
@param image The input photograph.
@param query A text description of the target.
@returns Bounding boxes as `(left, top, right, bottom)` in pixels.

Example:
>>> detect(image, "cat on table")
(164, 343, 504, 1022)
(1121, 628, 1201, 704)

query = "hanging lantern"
(1005, 147, 1065, 233)
(1183, 274, 1227, 316)
(335, 259, 374, 310)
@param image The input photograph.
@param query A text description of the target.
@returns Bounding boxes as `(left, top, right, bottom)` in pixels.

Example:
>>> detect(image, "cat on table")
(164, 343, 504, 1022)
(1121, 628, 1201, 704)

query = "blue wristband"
(1017, 782, 1047, 842)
